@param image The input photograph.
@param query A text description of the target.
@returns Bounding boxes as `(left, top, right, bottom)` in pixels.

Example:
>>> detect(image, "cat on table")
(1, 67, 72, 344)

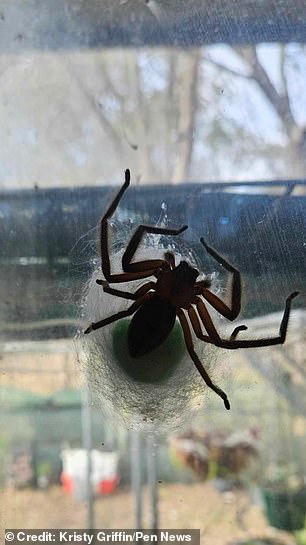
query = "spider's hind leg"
(84, 292, 153, 334)
(177, 309, 230, 410)
(194, 291, 298, 349)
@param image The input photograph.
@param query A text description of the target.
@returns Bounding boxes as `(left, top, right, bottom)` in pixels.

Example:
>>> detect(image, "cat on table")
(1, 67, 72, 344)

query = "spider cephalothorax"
(155, 260, 200, 307)
(85, 169, 298, 410)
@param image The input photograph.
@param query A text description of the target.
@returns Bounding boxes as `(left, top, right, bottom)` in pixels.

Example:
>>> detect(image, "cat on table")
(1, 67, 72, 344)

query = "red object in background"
(60, 449, 119, 498)
(97, 476, 119, 495)
(61, 473, 73, 494)
(60, 472, 119, 496)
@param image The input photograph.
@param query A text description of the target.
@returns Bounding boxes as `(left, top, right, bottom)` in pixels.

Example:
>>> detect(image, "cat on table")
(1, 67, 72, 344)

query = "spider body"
(128, 261, 205, 358)
(85, 169, 298, 411)
(155, 261, 200, 309)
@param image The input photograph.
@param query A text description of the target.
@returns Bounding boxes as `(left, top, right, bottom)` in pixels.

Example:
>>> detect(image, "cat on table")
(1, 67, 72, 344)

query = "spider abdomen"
(128, 296, 176, 358)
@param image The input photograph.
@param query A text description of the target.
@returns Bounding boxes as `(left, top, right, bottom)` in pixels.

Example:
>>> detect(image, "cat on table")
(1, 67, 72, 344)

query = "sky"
(0, 44, 306, 189)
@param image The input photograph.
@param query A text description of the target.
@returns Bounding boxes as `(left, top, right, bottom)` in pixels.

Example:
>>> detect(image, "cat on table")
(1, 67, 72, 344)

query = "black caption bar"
(5, 530, 200, 545)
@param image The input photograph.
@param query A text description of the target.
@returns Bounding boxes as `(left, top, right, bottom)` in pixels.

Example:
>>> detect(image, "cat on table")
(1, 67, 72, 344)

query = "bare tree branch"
(202, 53, 252, 80)
(126, 55, 151, 182)
(235, 46, 296, 134)
(207, 45, 306, 183)
(172, 49, 201, 183)
(62, 55, 125, 162)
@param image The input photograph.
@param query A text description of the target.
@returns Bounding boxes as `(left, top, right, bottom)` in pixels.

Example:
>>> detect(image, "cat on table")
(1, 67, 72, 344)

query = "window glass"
(0, 3, 305, 543)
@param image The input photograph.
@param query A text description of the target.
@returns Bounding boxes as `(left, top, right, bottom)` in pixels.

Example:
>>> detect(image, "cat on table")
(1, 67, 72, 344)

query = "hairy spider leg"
(177, 309, 230, 410)
(84, 292, 153, 334)
(100, 168, 187, 283)
(121, 224, 188, 273)
(200, 238, 242, 320)
(100, 169, 154, 283)
(188, 302, 242, 345)
(188, 304, 247, 343)
(194, 292, 298, 349)
(100, 170, 149, 282)
(95, 280, 156, 301)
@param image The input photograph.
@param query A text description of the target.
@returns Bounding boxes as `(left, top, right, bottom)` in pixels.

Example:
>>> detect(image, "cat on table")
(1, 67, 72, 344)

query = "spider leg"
(195, 278, 212, 290)
(177, 308, 230, 410)
(195, 292, 299, 349)
(100, 169, 158, 283)
(122, 224, 188, 273)
(230, 325, 248, 340)
(188, 302, 247, 345)
(84, 292, 153, 334)
(96, 280, 156, 301)
(200, 238, 241, 320)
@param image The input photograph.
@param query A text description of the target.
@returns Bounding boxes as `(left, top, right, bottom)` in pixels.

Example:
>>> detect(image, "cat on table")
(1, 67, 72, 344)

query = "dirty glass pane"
(0, 3, 305, 545)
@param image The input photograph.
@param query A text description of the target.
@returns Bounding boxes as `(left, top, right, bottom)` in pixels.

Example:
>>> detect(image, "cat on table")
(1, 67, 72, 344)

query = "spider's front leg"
(121, 224, 188, 273)
(200, 238, 242, 320)
(99, 169, 186, 283)
(100, 169, 160, 283)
